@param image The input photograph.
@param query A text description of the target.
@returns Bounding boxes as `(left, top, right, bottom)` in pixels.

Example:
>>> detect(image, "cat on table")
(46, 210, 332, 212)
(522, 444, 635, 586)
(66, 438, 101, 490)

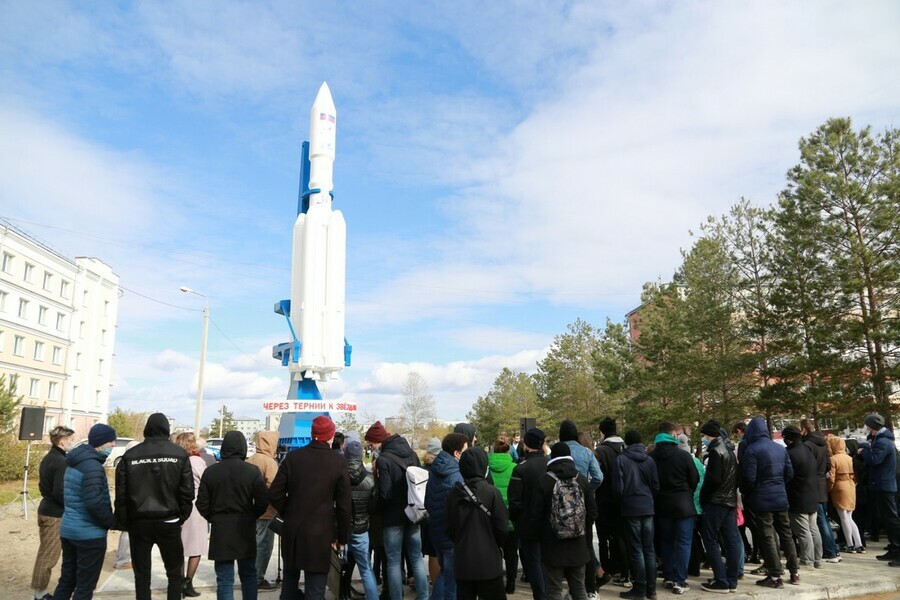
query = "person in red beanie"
(364, 421, 429, 600)
(271, 415, 351, 600)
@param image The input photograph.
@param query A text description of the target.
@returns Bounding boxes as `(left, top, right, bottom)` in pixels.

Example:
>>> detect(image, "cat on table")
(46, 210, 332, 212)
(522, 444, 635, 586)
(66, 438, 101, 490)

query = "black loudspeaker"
(19, 407, 46, 441)
(519, 417, 536, 434)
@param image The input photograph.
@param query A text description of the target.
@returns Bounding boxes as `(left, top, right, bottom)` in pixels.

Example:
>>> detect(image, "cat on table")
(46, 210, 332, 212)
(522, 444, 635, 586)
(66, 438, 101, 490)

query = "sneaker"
(37, 595, 54, 600)
(672, 583, 690, 594)
(823, 555, 842, 563)
(614, 576, 633, 588)
(700, 581, 730, 594)
(114, 561, 132, 570)
(258, 580, 278, 590)
(755, 577, 784, 589)
(586, 594, 598, 600)
(855, 546, 867, 554)
(749, 565, 767, 575)
(878, 552, 900, 561)
(813, 561, 822, 569)
(790, 572, 800, 585)
(597, 573, 612, 588)
(663, 581, 675, 590)
(800, 560, 814, 567)
(889, 560, 900, 568)
(619, 590, 644, 599)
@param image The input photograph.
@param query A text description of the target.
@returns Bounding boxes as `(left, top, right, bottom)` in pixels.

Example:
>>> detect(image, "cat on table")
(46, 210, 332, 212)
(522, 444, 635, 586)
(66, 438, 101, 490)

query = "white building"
(232, 416, 261, 439)
(0, 220, 119, 439)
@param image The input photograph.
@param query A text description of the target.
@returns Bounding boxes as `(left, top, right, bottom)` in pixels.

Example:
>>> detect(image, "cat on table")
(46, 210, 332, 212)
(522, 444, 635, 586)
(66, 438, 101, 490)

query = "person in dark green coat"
(489, 437, 519, 594)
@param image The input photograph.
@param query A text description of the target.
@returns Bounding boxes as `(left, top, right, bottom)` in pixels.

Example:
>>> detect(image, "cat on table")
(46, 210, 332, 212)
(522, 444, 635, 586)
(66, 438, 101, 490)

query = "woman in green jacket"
(489, 437, 519, 594)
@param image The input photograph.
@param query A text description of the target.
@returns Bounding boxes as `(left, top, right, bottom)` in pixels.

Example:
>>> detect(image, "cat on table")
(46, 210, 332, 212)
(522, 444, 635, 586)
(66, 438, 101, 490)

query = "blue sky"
(2, 1, 898, 426)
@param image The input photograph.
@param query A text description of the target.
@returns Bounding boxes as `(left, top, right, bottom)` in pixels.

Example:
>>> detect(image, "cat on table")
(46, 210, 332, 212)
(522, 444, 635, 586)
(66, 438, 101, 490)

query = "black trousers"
(130, 520, 184, 600)
(457, 576, 507, 600)
(596, 506, 628, 577)
(504, 530, 519, 585)
(283, 570, 327, 600)
(874, 491, 900, 548)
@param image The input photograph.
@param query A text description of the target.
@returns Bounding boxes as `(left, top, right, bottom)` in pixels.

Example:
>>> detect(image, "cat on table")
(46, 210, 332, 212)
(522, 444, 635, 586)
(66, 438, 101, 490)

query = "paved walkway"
(94, 546, 900, 599)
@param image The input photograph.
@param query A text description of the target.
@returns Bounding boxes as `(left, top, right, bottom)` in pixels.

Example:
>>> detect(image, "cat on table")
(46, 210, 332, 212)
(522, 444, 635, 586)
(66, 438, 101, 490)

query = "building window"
(33, 341, 44, 361)
(72, 385, 78, 402)
(79, 321, 85, 338)
(9, 373, 19, 392)
(60, 280, 70, 298)
(24, 262, 34, 282)
(18, 298, 29, 319)
(76, 353, 82, 370)
(48, 381, 59, 401)
(98, 358, 104, 376)
(82, 290, 89, 307)
(95, 390, 101, 407)
(0, 329, 4, 351)
(104, 300, 110, 316)
(52, 346, 62, 364)
(0, 290, 7, 311)
(38, 305, 48, 325)
(42, 272, 53, 291)
(43, 415, 55, 434)
(56, 312, 66, 331)
(29, 378, 40, 398)
(13, 335, 25, 356)
(1, 252, 13, 273)
(101, 329, 107, 345)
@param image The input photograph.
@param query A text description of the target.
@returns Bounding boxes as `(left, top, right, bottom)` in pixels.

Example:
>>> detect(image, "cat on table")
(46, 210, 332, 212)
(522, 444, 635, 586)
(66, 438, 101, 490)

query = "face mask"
(99, 447, 113, 457)
(701, 437, 711, 447)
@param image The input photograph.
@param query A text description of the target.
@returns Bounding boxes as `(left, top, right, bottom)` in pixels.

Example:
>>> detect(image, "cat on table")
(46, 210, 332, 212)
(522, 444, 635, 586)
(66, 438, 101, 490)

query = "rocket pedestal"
(273, 82, 351, 410)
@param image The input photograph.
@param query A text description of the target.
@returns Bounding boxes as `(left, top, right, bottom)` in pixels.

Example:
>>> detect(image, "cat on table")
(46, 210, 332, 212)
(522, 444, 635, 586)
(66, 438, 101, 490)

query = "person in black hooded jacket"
(197, 430, 269, 600)
(446, 447, 509, 600)
(115, 413, 193, 600)
(343, 440, 379, 600)
(784, 426, 823, 570)
(800, 419, 839, 560)
(530, 443, 597, 600)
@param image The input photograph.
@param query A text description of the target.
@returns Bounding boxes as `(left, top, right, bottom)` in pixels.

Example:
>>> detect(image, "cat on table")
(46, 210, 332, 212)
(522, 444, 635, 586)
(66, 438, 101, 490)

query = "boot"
(183, 577, 201, 598)
(505, 577, 516, 595)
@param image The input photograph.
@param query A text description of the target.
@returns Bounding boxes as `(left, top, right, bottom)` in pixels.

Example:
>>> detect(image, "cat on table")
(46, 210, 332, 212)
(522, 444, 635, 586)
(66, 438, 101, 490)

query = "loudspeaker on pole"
(519, 417, 536, 434)
(19, 407, 46, 441)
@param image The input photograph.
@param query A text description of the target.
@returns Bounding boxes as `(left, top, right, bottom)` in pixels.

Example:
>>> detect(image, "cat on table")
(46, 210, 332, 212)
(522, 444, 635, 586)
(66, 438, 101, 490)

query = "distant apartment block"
(232, 416, 262, 439)
(0, 221, 119, 440)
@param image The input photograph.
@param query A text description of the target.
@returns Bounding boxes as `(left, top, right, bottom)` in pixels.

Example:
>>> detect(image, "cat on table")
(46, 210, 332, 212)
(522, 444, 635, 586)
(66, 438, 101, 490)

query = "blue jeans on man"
(623, 516, 656, 596)
(658, 516, 693, 587)
(817, 502, 838, 556)
(214, 556, 257, 600)
(348, 532, 380, 600)
(430, 548, 455, 600)
(700, 504, 740, 589)
(255, 520, 275, 583)
(383, 523, 429, 600)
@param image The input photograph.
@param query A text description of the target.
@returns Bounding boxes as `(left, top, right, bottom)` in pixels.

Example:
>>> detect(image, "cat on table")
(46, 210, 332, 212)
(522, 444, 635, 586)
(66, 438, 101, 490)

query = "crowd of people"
(28, 410, 900, 600)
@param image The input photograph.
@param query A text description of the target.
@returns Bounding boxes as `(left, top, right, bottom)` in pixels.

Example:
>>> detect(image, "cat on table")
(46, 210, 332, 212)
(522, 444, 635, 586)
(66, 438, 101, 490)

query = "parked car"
(72, 437, 135, 468)
(204, 437, 256, 459)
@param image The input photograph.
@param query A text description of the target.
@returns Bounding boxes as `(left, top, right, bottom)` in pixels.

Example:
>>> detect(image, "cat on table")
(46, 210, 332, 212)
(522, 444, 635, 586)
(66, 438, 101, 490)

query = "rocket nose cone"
(313, 82, 335, 112)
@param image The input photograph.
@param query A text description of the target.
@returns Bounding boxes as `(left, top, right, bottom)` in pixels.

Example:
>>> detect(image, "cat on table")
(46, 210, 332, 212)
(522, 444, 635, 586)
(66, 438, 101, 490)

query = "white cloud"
(150, 349, 196, 371)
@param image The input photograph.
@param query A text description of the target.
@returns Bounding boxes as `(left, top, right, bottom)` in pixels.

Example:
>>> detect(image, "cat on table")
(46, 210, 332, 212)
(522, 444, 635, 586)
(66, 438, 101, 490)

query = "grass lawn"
(0, 479, 40, 506)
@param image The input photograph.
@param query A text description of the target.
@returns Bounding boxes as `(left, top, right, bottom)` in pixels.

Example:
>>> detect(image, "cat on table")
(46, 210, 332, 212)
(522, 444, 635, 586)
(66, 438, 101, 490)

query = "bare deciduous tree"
(400, 372, 436, 449)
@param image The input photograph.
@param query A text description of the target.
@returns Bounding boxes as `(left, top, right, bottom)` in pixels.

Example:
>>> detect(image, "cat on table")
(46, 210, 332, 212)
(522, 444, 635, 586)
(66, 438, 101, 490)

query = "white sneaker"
(673, 583, 690, 594)
(587, 593, 599, 600)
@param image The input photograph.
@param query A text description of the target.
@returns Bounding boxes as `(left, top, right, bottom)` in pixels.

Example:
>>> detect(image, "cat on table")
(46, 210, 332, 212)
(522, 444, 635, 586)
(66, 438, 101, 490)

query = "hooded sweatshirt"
(115, 412, 194, 526)
(651, 433, 699, 518)
(374, 434, 421, 527)
(488, 450, 516, 531)
(246, 430, 280, 520)
(615, 443, 659, 517)
(594, 435, 626, 506)
(446, 448, 508, 580)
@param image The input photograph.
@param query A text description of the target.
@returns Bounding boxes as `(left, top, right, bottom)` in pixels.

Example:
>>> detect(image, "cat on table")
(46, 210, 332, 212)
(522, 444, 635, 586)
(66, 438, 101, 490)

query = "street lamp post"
(180, 287, 209, 436)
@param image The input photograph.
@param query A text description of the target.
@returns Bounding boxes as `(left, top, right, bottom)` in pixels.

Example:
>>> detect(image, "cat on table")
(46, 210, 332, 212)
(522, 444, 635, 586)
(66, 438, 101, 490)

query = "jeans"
(657, 516, 692, 586)
(789, 512, 822, 564)
(215, 557, 258, 600)
(542, 564, 586, 600)
(431, 548, 455, 600)
(755, 511, 799, 578)
(700, 504, 739, 589)
(283, 570, 327, 600)
(130, 520, 184, 600)
(519, 539, 545, 600)
(53, 537, 106, 600)
(383, 523, 429, 600)
(817, 502, 838, 556)
(255, 520, 275, 582)
(349, 532, 380, 600)
(623, 516, 656, 595)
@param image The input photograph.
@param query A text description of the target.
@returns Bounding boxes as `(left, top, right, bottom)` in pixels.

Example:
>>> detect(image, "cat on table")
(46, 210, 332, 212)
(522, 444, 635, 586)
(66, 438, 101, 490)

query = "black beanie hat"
(701, 420, 721, 438)
(865, 413, 885, 430)
(624, 430, 642, 446)
(599, 417, 617, 437)
(550, 441, 571, 459)
(523, 428, 545, 450)
(782, 425, 803, 442)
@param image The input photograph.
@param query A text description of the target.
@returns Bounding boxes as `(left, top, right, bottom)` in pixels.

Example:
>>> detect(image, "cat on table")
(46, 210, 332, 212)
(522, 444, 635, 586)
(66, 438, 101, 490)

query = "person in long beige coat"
(246, 431, 280, 589)
(827, 436, 864, 552)
(175, 432, 209, 597)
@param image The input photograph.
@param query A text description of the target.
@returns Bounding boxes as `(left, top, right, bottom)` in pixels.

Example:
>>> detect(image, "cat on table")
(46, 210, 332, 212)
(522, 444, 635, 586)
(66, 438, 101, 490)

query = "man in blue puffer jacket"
(858, 413, 900, 566)
(740, 417, 798, 589)
(53, 423, 118, 600)
(425, 433, 468, 600)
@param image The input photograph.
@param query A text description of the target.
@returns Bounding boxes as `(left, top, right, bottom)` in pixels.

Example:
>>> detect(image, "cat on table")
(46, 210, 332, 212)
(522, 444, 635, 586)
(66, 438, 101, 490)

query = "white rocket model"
(289, 82, 347, 382)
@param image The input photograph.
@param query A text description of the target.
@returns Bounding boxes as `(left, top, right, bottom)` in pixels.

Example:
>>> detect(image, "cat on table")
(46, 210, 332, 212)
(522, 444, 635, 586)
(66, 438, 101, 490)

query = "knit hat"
(782, 425, 803, 442)
(523, 427, 545, 450)
(365, 421, 390, 443)
(550, 441, 571, 459)
(677, 433, 691, 453)
(345, 430, 361, 444)
(559, 419, 579, 442)
(311, 415, 336, 442)
(701, 420, 721, 438)
(343, 440, 363, 460)
(624, 430, 642, 446)
(599, 417, 617, 437)
(89, 423, 117, 447)
(865, 413, 885, 431)
(425, 437, 442, 456)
